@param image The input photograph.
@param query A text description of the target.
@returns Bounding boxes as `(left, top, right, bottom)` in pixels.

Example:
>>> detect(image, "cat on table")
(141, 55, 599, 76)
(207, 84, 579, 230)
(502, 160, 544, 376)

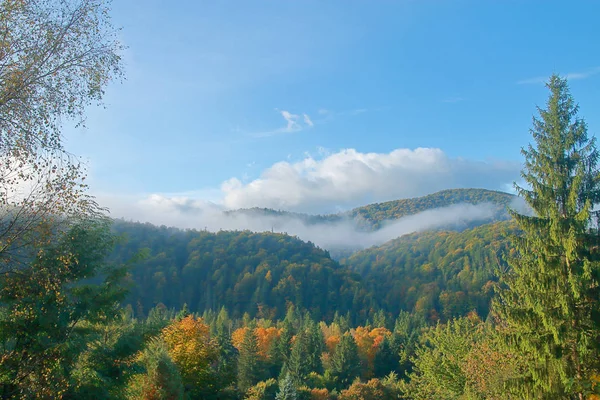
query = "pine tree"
(373, 336, 399, 378)
(237, 326, 263, 393)
(328, 333, 361, 390)
(287, 329, 311, 385)
(215, 307, 238, 391)
(306, 320, 325, 374)
(494, 75, 600, 399)
(275, 373, 298, 400)
(275, 320, 293, 368)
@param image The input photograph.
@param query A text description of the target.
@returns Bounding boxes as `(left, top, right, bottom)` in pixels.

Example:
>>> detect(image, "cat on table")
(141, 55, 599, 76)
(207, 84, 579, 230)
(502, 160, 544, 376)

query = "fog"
(106, 193, 510, 253)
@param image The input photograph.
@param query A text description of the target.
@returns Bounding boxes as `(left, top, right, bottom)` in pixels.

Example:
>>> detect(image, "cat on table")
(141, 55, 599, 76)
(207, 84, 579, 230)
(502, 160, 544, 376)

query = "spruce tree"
(287, 329, 310, 385)
(306, 321, 325, 375)
(328, 333, 361, 390)
(275, 373, 298, 400)
(373, 336, 399, 378)
(215, 308, 238, 391)
(237, 327, 263, 394)
(494, 75, 600, 399)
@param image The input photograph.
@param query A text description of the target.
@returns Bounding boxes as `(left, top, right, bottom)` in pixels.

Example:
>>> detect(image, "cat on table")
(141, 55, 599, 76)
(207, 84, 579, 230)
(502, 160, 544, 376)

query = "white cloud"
(95, 147, 520, 250)
(281, 110, 301, 131)
(220, 147, 520, 213)
(252, 109, 314, 137)
(518, 67, 600, 85)
(303, 113, 314, 127)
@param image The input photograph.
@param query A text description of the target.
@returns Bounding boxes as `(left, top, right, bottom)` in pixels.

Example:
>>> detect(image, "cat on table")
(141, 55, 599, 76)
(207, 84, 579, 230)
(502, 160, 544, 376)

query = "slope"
(111, 221, 374, 322)
(341, 220, 518, 321)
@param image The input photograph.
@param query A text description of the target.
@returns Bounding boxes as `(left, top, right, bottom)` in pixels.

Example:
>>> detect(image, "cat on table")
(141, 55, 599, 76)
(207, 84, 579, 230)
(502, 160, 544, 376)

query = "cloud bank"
(96, 146, 521, 252)
(221, 147, 519, 213)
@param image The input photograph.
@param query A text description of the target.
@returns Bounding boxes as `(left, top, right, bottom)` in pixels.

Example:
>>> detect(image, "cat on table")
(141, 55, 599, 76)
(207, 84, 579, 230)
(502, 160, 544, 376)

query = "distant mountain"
(224, 207, 344, 225)
(341, 220, 518, 321)
(226, 188, 515, 231)
(345, 188, 515, 230)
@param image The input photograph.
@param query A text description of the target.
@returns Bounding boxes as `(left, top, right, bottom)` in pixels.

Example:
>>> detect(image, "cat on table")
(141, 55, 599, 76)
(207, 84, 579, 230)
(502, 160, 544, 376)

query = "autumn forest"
(1, 1, 600, 399)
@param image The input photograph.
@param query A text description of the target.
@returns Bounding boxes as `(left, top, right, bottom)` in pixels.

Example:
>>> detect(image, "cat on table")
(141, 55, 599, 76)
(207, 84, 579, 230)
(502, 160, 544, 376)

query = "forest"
(1, 1, 600, 399)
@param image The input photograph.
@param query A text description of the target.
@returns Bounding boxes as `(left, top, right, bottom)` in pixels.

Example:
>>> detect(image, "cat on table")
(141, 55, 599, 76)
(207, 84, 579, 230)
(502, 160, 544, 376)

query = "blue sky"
(64, 0, 600, 218)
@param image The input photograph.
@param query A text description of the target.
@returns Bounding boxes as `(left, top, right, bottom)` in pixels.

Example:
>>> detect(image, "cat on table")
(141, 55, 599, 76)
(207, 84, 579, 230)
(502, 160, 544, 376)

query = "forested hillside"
(1, 3, 596, 396)
(343, 221, 518, 321)
(112, 218, 517, 325)
(346, 188, 514, 230)
(112, 222, 374, 322)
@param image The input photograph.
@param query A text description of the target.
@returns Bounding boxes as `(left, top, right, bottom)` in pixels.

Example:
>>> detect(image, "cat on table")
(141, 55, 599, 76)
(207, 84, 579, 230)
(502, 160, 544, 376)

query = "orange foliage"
(255, 326, 281, 359)
(309, 387, 330, 400)
(587, 374, 600, 400)
(325, 335, 340, 354)
(352, 326, 391, 377)
(232, 326, 280, 360)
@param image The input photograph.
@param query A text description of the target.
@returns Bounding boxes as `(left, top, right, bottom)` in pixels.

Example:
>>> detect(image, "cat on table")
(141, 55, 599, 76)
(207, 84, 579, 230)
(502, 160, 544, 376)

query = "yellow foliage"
(232, 327, 249, 351)
(161, 316, 217, 388)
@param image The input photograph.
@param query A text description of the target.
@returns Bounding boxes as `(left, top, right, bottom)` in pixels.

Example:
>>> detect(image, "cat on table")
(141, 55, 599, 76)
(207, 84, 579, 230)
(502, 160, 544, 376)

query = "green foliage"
(125, 338, 184, 400)
(276, 373, 299, 400)
(0, 219, 127, 398)
(494, 75, 600, 398)
(67, 311, 147, 399)
(405, 316, 479, 399)
(347, 188, 513, 230)
(112, 223, 373, 322)
(238, 326, 265, 394)
(344, 221, 517, 321)
(327, 333, 361, 391)
(404, 315, 524, 400)
(245, 378, 278, 400)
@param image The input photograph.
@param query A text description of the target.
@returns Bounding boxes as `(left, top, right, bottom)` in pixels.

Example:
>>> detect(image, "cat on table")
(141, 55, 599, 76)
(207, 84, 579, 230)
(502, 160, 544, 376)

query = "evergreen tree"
(275, 320, 294, 368)
(328, 333, 361, 390)
(237, 326, 263, 393)
(394, 311, 426, 378)
(287, 329, 311, 385)
(373, 336, 399, 378)
(275, 373, 298, 400)
(214, 307, 238, 392)
(125, 338, 184, 400)
(494, 75, 600, 398)
(306, 320, 325, 374)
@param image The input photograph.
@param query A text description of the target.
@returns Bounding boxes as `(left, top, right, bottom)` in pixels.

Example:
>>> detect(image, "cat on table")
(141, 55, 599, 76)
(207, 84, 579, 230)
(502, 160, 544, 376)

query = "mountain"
(342, 220, 518, 321)
(112, 221, 374, 323)
(110, 188, 519, 324)
(224, 207, 344, 225)
(345, 188, 515, 230)
(226, 188, 515, 231)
